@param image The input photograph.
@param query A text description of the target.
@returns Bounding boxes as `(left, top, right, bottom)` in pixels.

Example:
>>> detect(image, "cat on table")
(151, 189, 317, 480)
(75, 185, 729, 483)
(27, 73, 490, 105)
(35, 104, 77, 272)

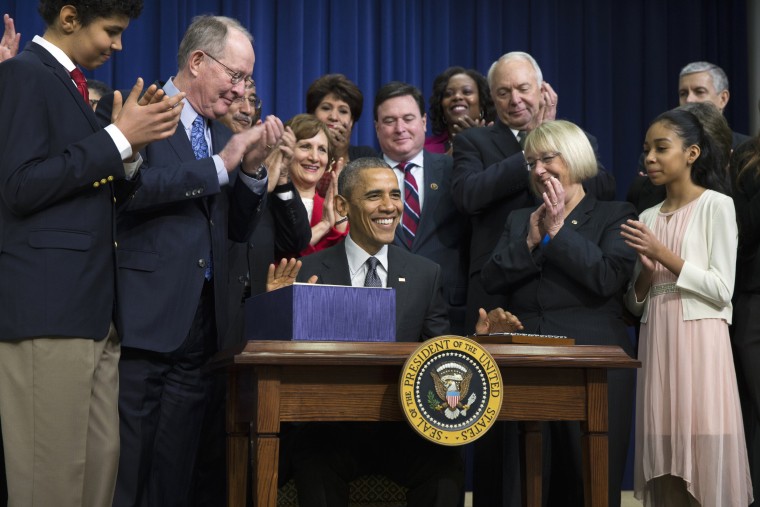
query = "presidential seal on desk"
(400, 336, 502, 446)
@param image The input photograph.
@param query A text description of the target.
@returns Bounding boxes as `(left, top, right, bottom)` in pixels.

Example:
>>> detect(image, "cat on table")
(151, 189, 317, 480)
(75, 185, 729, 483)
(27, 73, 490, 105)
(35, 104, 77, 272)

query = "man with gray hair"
(679, 60, 748, 147)
(96, 15, 284, 506)
(451, 51, 616, 507)
(627, 60, 749, 212)
(453, 52, 614, 335)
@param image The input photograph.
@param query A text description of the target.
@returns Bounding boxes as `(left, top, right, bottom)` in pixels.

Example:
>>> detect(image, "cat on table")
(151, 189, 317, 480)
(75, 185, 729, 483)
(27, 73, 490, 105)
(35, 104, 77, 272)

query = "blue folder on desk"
(244, 283, 396, 342)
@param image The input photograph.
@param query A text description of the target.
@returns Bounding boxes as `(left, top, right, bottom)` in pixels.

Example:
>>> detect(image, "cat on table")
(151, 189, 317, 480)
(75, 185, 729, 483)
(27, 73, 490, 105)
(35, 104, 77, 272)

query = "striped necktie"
(399, 161, 420, 247)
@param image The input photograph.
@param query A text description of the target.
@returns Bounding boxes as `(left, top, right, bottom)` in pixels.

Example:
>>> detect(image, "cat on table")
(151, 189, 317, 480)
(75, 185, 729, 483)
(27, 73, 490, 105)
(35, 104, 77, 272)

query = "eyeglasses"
(202, 51, 250, 85)
(525, 152, 561, 170)
(89, 99, 100, 108)
(234, 93, 262, 111)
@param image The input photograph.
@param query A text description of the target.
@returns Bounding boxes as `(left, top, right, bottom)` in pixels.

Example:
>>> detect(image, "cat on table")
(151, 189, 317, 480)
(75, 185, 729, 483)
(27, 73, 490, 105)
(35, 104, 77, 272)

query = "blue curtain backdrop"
(1, 0, 749, 199)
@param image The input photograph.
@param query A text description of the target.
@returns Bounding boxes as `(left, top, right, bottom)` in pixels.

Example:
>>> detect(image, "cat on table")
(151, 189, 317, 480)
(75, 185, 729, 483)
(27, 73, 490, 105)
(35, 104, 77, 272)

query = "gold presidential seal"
(400, 336, 503, 446)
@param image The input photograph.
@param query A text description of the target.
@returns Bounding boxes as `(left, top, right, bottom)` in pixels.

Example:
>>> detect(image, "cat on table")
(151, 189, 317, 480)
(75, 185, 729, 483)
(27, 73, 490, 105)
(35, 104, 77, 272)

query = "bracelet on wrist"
(335, 216, 348, 225)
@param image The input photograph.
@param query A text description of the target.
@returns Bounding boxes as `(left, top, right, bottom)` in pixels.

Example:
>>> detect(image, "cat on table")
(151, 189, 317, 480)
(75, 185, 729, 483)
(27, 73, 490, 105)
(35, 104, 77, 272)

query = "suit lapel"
(491, 121, 521, 160)
(210, 119, 232, 155)
(317, 244, 353, 286)
(386, 246, 411, 339)
(28, 43, 100, 132)
(412, 151, 443, 251)
(565, 193, 596, 231)
(165, 126, 194, 160)
(386, 246, 409, 301)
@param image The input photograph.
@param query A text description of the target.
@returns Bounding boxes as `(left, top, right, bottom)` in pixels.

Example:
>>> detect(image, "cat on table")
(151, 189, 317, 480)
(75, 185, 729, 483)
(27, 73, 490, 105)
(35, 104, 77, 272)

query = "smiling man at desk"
(267, 156, 521, 507)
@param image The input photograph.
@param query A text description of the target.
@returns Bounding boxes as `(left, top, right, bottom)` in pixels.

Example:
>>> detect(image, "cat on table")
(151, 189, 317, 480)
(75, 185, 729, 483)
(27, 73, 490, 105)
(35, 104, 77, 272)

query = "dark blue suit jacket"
(392, 151, 469, 334)
(0, 42, 133, 341)
(96, 94, 266, 353)
(296, 242, 450, 342)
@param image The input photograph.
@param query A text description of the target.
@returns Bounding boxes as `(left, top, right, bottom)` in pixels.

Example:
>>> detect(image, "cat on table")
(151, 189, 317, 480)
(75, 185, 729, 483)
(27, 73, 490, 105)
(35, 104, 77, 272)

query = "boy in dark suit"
(0, 2, 183, 506)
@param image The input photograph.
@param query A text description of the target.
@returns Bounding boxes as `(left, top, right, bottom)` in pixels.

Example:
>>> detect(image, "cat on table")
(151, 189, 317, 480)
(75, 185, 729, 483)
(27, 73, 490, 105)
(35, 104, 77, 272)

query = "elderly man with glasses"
(94, 15, 285, 507)
(191, 80, 311, 506)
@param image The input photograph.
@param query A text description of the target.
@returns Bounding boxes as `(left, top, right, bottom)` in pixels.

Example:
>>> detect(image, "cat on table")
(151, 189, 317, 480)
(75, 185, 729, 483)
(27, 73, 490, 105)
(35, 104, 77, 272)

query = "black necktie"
(517, 130, 527, 148)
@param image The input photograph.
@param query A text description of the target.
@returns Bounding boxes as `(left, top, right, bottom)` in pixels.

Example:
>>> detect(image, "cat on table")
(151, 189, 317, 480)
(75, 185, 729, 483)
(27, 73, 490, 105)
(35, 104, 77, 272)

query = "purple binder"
(244, 283, 396, 342)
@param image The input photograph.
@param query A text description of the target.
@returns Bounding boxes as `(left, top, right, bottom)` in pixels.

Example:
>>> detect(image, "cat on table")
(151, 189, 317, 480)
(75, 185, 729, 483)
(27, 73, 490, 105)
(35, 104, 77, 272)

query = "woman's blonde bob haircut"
(524, 120, 598, 196)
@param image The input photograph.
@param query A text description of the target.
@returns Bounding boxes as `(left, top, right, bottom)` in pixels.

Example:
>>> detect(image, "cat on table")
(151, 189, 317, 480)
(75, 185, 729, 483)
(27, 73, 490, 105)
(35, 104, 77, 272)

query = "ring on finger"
(265, 144, 274, 150)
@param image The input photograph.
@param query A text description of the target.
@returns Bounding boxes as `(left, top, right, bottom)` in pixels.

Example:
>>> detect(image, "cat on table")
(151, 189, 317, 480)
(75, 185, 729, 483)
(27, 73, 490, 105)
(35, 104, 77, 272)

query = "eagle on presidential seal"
(429, 362, 478, 420)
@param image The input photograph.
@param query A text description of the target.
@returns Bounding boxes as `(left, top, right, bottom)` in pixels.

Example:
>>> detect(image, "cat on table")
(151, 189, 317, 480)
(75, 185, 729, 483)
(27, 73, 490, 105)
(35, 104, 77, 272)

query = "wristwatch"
(250, 164, 267, 180)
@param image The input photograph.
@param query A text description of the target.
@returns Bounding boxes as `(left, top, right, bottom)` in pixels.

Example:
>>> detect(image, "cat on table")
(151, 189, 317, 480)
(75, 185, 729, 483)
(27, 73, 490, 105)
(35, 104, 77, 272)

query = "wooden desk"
(210, 341, 639, 507)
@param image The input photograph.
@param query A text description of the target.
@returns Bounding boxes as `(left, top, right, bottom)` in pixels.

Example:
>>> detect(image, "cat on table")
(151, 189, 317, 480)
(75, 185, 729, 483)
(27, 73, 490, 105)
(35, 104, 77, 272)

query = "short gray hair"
(338, 157, 392, 198)
(177, 15, 253, 70)
(524, 120, 598, 195)
(679, 61, 729, 93)
(487, 52, 543, 89)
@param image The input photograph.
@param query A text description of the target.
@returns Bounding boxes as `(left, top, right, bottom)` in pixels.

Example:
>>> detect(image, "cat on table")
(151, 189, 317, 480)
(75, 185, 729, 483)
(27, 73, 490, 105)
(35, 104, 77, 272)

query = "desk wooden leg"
(227, 432, 248, 507)
(581, 432, 608, 507)
(227, 370, 249, 507)
(520, 421, 542, 507)
(582, 368, 608, 507)
(252, 434, 279, 507)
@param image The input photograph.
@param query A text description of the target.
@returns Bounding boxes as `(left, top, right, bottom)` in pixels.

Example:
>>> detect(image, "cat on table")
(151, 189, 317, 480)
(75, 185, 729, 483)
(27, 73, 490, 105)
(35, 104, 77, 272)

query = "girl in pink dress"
(621, 109, 752, 506)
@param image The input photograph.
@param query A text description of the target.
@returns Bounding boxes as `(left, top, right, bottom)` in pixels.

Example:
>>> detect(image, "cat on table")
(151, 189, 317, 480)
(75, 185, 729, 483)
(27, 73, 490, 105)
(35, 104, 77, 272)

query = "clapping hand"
(540, 176, 565, 238)
(620, 219, 660, 273)
(241, 115, 285, 173)
(265, 127, 296, 192)
(0, 14, 20, 63)
(538, 81, 558, 124)
(112, 78, 185, 155)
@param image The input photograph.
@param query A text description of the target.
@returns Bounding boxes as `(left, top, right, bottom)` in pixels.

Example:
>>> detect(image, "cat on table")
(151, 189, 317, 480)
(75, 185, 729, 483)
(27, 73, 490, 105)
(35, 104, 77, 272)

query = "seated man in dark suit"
(268, 157, 520, 507)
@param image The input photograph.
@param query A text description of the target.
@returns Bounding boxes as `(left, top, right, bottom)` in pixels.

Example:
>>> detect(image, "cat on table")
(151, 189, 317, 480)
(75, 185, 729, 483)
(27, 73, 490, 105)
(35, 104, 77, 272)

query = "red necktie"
(399, 161, 420, 247)
(70, 68, 89, 104)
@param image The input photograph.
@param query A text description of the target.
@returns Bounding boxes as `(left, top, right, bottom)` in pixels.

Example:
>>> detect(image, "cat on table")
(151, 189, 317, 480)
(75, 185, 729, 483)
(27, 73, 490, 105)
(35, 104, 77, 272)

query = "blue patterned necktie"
(191, 115, 213, 279)
(364, 257, 382, 288)
(191, 115, 209, 160)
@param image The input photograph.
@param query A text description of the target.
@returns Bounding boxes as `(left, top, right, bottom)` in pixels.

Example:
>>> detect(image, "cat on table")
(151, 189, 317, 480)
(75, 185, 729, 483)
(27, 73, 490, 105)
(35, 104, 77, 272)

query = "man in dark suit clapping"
(95, 15, 285, 507)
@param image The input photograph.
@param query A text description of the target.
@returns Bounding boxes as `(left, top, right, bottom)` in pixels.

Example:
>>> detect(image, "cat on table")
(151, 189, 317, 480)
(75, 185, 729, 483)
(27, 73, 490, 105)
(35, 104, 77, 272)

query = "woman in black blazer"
(481, 120, 637, 507)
